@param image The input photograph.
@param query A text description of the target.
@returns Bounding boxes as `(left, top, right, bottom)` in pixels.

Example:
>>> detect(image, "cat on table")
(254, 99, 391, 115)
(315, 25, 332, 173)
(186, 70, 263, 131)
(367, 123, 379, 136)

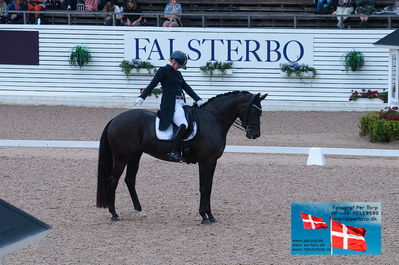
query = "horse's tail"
(96, 120, 113, 208)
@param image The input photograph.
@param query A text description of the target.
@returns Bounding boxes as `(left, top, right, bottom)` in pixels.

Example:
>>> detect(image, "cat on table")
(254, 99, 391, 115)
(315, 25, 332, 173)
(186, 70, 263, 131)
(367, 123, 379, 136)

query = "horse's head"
(238, 93, 267, 139)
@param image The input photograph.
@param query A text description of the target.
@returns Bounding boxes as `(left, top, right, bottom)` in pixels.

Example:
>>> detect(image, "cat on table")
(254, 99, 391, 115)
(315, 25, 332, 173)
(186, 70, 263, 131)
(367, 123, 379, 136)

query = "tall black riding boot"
(168, 124, 187, 162)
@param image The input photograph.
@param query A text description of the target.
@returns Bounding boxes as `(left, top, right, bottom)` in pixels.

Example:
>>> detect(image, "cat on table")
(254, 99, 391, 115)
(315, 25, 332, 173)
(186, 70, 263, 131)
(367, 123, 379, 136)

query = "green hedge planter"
(359, 113, 399, 142)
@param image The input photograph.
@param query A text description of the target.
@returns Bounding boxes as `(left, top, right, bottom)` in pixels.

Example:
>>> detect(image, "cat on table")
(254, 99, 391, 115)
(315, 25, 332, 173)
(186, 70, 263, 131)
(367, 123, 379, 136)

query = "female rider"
(134, 50, 204, 162)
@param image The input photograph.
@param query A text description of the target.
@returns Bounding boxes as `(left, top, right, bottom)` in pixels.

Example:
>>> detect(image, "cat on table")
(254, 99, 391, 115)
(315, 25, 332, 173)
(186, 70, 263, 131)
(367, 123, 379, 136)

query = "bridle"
(233, 94, 262, 132)
(200, 93, 262, 132)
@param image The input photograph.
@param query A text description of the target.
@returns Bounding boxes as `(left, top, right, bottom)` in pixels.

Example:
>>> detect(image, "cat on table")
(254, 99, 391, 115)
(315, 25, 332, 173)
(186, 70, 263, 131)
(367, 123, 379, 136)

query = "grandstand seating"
(42, 0, 399, 28)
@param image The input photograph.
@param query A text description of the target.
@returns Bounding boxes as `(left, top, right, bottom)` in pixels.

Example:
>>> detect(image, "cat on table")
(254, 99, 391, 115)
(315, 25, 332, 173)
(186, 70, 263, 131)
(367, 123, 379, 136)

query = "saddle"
(155, 105, 199, 164)
(155, 105, 198, 141)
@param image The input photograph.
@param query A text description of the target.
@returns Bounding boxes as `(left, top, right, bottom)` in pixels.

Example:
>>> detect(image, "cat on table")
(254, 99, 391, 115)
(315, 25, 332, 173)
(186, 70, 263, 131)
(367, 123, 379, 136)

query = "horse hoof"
(201, 219, 211, 225)
(137, 211, 147, 217)
(208, 217, 217, 224)
(111, 216, 120, 222)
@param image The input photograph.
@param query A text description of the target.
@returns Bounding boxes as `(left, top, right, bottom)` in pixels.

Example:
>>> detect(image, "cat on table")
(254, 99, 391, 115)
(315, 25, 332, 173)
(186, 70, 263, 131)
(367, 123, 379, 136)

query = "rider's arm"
(182, 78, 201, 102)
(139, 67, 165, 99)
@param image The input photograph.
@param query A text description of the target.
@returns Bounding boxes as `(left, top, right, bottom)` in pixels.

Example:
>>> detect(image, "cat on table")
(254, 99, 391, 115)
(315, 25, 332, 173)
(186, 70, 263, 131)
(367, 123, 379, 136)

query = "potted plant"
(119, 59, 157, 77)
(200, 61, 233, 77)
(344, 50, 364, 72)
(280, 62, 317, 80)
(69, 45, 91, 68)
(349, 89, 387, 103)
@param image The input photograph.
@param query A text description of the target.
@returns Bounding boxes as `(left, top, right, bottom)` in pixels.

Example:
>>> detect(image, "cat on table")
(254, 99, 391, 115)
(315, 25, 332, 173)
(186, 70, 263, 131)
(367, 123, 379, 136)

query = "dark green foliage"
(119, 60, 157, 77)
(344, 50, 365, 72)
(280, 62, 317, 80)
(200, 61, 233, 76)
(69, 45, 91, 68)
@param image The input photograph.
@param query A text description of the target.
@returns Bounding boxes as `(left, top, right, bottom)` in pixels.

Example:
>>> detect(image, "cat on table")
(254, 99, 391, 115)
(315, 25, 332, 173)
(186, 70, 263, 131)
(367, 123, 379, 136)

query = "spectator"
(123, 0, 143, 26)
(332, 0, 355, 28)
(315, 0, 334, 14)
(57, 0, 74, 10)
(0, 0, 7, 24)
(163, 0, 181, 27)
(355, 0, 375, 28)
(114, 0, 123, 23)
(27, 0, 48, 24)
(7, 0, 28, 24)
(85, 0, 98, 11)
(102, 0, 122, 25)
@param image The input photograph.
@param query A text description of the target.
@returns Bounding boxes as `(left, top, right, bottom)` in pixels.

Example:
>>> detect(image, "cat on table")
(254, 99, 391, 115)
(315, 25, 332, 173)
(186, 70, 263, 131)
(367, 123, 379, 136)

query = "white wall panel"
(0, 25, 391, 110)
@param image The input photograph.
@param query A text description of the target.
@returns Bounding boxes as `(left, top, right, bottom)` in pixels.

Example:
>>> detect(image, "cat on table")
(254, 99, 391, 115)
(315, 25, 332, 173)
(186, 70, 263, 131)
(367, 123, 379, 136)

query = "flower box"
(351, 98, 384, 104)
(132, 69, 155, 75)
(203, 69, 233, 77)
(283, 71, 315, 79)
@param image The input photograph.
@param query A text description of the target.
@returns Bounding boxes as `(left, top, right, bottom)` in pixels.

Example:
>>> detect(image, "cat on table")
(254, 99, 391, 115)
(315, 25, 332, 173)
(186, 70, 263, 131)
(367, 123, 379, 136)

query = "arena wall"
(0, 25, 392, 110)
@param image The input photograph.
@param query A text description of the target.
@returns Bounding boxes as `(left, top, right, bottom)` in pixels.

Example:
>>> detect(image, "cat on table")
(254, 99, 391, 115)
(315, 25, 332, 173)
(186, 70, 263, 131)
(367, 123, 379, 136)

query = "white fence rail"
(1, 140, 398, 166)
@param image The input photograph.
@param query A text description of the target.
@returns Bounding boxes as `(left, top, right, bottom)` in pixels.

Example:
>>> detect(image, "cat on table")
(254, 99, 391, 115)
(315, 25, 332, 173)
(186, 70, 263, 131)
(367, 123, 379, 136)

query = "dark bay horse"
(97, 91, 267, 224)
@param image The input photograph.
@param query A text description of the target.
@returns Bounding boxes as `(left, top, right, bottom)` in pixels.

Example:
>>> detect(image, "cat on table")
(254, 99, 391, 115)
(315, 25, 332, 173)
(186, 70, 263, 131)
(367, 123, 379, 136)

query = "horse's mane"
(200, 91, 251, 108)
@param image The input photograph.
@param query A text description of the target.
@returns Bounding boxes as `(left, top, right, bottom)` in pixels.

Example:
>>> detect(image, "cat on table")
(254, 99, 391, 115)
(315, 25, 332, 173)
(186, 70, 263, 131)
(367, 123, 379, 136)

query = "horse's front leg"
(198, 160, 217, 224)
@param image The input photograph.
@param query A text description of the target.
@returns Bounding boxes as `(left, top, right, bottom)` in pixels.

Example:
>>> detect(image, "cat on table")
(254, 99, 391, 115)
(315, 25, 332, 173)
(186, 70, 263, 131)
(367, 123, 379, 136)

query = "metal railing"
(2, 10, 399, 29)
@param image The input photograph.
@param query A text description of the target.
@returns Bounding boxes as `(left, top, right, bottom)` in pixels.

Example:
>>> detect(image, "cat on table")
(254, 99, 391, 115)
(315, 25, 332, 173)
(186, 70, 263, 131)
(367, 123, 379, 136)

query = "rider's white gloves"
(134, 97, 144, 106)
(197, 100, 204, 107)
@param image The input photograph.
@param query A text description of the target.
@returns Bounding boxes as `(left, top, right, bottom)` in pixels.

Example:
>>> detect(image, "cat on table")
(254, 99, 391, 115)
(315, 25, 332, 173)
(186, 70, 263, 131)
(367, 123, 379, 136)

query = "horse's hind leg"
(109, 160, 126, 221)
(125, 153, 144, 216)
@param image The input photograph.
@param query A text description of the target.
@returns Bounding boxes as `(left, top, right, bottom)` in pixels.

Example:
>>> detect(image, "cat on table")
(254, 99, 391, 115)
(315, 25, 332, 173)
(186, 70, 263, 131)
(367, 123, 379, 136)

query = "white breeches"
(173, 99, 188, 127)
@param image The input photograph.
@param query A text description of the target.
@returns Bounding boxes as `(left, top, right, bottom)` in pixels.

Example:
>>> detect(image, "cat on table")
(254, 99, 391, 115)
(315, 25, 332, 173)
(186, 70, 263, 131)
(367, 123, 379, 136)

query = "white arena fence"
(1, 140, 398, 166)
(0, 25, 393, 111)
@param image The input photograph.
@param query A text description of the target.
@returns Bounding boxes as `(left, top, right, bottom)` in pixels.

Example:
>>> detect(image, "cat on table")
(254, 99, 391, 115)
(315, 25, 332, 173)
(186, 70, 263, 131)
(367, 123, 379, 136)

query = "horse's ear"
(260, 93, 268, 101)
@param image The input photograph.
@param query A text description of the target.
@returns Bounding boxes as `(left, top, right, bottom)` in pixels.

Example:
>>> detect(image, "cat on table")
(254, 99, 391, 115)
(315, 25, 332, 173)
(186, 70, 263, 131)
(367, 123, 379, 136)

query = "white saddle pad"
(155, 117, 197, 141)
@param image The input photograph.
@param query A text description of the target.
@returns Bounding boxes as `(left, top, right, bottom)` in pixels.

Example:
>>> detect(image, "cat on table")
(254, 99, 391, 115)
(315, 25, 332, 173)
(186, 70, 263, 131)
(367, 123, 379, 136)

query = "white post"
(389, 50, 393, 106)
(396, 50, 399, 103)
(306, 147, 325, 166)
(330, 217, 333, 255)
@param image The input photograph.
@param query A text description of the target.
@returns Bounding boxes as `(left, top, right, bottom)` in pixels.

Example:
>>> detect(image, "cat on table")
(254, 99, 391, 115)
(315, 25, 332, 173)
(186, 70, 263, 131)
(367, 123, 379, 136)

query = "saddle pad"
(155, 117, 197, 141)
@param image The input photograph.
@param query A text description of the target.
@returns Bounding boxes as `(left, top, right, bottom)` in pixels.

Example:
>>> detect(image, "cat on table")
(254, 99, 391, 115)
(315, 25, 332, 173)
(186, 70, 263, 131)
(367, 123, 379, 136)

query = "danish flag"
(300, 212, 328, 229)
(331, 219, 367, 252)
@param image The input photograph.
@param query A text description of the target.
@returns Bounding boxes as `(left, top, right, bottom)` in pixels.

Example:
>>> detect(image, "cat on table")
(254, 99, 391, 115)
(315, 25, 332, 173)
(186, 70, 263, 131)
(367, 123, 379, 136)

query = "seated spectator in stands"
(114, 0, 123, 23)
(332, 0, 355, 28)
(102, 0, 122, 25)
(355, 0, 375, 28)
(123, 0, 143, 26)
(315, 0, 334, 14)
(27, 0, 48, 24)
(0, 0, 7, 24)
(163, 0, 181, 27)
(6, 0, 28, 24)
(85, 0, 98, 11)
(384, 1, 399, 12)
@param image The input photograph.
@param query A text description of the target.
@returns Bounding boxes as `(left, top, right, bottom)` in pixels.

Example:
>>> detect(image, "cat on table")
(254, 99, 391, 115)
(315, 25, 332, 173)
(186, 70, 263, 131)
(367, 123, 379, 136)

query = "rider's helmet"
(170, 50, 187, 69)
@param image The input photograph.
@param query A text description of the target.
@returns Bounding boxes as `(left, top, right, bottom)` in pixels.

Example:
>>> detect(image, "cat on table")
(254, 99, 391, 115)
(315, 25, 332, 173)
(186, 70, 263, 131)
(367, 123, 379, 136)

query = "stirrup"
(168, 152, 183, 162)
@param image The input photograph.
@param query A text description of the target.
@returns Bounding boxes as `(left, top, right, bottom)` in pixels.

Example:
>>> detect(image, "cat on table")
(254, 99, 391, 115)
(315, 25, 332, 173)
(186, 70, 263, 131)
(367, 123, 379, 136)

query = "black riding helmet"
(170, 50, 187, 69)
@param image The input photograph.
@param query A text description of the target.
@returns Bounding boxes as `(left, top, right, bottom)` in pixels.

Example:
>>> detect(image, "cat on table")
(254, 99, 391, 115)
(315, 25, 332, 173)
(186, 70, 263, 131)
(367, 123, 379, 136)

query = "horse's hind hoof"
(201, 219, 212, 225)
(111, 216, 120, 222)
(201, 218, 217, 225)
(208, 217, 217, 224)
